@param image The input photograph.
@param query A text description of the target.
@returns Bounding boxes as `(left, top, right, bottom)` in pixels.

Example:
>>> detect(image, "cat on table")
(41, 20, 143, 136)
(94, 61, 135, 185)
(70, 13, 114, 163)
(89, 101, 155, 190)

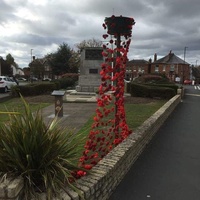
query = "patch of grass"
(0, 98, 50, 123)
(125, 101, 166, 130)
(78, 100, 166, 137)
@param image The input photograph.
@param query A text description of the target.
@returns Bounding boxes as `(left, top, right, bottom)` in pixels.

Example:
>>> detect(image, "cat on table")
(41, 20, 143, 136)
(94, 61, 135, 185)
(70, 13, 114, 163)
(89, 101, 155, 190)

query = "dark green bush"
(130, 83, 176, 99)
(52, 77, 77, 90)
(126, 82, 131, 93)
(148, 83, 178, 94)
(134, 74, 170, 84)
(11, 83, 57, 96)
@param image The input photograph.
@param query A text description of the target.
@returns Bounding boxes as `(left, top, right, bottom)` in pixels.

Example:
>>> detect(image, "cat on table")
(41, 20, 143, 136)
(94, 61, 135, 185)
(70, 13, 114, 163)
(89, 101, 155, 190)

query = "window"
(170, 65, 174, 71)
(155, 65, 159, 72)
(89, 69, 98, 74)
(163, 65, 166, 71)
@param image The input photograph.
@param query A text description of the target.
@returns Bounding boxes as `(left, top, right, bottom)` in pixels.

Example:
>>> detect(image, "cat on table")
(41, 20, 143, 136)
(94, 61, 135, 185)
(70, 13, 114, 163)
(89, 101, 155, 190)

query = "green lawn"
(125, 101, 166, 130)
(0, 98, 50, 123)
(78, 100, 166, 136)
(0, 97, 166, 131)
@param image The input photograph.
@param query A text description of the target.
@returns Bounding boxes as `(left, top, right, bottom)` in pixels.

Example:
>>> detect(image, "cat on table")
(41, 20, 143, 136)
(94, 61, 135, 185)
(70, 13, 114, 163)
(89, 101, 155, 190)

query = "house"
(126, 51, 190, 83)
(11, 64, 24, 76)
(151, 51, 190, 83)
(29, 56, 52, 79)
(126, 59, 150, 80)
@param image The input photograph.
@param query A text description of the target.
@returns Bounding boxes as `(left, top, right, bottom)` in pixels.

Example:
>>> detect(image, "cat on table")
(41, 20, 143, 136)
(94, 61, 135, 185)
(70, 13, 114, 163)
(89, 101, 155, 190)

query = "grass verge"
(78, 100, 166, 137)
(0, 98, 51, 123)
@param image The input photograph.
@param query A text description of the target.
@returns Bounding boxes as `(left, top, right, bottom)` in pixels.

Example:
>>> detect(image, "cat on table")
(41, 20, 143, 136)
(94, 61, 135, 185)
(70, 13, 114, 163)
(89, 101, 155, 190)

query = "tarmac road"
(109, 85, 200, 200)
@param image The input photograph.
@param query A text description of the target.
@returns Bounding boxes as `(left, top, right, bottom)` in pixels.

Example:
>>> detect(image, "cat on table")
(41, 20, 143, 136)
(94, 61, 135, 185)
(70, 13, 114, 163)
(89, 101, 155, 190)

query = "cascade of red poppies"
(79, 15, 135, 172)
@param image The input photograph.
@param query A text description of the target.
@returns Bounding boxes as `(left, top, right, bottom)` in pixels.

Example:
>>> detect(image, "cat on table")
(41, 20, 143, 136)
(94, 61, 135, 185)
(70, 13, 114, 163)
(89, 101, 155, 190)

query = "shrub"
(52, 77, 77, 90)
(134, 74, 170, 84)
(0, 97, 87, 199)
(130, 83, 176, 99)
(126, 82, 131, 93)
(149, 83, 178, 94)
(11, 83, 57, 96)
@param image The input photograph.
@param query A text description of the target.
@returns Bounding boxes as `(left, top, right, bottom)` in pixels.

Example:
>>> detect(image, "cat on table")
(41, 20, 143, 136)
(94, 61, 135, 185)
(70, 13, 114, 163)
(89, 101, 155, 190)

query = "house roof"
(153, 51, 189, 65)
(127, 59, 149, 65)
(31, 58, 50, 65)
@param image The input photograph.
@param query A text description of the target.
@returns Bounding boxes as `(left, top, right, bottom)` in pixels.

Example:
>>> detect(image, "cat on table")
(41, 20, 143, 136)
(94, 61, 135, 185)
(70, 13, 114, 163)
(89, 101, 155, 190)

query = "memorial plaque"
(85, 49, 103, 60)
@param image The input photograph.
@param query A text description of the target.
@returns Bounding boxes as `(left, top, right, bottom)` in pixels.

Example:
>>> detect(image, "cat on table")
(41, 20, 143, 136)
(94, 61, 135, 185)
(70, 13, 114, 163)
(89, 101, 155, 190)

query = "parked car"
(184, 79, 192, 85)
(0, 76, 17, 93)
(17, 77, 27, 82)
(42, 78, 52, 81)
(30, 77, 38, 81)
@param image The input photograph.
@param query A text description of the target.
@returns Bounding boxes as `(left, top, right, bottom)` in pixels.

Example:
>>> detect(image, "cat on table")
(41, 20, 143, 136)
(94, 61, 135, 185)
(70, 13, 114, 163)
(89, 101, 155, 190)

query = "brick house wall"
(151, 51, 190, 82)
(126, 51, 190, 83)
(126, 59, 149, 80)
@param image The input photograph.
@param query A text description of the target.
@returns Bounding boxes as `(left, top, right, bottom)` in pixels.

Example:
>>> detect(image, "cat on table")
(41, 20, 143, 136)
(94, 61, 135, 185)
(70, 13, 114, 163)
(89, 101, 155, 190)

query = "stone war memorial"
(76, 47, 103, 93)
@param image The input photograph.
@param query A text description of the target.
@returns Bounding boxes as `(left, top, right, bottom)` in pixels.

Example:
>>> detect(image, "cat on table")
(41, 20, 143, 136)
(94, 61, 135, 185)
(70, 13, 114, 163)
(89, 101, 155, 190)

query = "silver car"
(0, 76, 17, 93)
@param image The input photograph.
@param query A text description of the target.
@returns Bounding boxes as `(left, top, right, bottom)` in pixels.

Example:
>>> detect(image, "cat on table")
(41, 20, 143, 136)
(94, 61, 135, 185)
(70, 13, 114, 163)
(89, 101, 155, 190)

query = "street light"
(184, 47, 188, 63)
(196, 60, 198, 67)
(30, 49, 33, 82)
(182, 46, 188, 84)
(31, 49, 33, 62)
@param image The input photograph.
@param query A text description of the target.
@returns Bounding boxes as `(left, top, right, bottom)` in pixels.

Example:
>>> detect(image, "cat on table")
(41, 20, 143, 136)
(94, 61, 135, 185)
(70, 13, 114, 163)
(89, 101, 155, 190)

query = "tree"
(29, 59, 45, 79)
(49, 43, 79, 76)
(6, 54, 14, 65)
(0, 57, 12, 76)
(68, 50, 80, 73)
(5, 53, 19, 75)
(76, 38, 102, 52)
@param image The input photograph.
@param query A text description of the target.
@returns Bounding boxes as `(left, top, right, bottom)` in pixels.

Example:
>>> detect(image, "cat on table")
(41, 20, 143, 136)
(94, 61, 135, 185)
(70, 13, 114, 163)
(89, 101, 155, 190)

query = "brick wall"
(0, 95, 181, 200)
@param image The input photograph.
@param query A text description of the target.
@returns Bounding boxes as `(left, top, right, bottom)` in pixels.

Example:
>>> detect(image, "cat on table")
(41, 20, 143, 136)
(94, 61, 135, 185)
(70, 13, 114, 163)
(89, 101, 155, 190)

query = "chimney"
(32, 56, 35, 60)
(154, 53, 157, 62)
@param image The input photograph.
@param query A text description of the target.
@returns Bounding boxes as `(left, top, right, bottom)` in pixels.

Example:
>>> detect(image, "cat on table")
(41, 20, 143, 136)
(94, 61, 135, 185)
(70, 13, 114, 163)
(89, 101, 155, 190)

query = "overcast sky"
(0, 0, 200, 68)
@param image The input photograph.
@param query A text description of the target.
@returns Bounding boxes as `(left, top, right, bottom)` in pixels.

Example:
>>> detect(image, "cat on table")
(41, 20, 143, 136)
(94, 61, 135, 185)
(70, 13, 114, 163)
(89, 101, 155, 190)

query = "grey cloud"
(0, 1, 16, 23)
(8, 33, 69, 46)
(0, 0, 200, 68)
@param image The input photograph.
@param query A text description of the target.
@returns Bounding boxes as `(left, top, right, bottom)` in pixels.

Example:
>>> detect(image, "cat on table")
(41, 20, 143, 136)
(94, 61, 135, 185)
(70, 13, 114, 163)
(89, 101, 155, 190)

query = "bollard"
(51, 90, 66, 117)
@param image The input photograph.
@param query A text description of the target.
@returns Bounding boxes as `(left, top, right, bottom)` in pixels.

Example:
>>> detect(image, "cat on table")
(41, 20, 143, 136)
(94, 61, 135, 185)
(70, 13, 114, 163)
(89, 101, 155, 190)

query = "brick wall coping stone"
(0, 95, 181, 200)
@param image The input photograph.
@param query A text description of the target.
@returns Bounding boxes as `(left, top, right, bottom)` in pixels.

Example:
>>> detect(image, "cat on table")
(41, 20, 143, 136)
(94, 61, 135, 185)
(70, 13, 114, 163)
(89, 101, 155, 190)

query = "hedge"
(52, 77, 77, 90)
(11, 83, 57, 97)
(130, 83, 176, 99)
(145, 83, 178, 94)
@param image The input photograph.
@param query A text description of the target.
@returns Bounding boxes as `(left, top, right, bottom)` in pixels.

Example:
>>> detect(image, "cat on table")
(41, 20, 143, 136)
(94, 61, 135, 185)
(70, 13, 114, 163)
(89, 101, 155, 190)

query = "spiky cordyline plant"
(0, 96, 87, 199)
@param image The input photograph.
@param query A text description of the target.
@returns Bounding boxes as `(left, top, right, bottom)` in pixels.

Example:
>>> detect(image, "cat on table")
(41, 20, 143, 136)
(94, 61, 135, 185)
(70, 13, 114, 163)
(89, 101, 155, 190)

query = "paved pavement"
(41, 90, 97, 132)
(41, 102, 97, 132)
(109, 85, 200, 200)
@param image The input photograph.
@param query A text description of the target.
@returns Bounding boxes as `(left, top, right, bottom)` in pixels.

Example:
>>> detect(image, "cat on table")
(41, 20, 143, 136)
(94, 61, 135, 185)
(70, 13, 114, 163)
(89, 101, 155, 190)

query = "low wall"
(0, 95, 181, 200)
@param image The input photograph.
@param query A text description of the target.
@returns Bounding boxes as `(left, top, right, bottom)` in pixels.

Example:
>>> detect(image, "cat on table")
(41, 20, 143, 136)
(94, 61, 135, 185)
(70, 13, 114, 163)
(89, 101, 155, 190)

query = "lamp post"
(183, 47, 188, 62)
(30, 49, 33, 82)
(182, 46, 188, 84)
(31, 49, 33, 62)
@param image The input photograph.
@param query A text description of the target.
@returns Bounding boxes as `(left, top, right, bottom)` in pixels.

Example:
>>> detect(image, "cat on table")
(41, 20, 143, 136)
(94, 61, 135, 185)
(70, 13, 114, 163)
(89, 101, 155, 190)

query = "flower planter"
(104, 16, 135, 36)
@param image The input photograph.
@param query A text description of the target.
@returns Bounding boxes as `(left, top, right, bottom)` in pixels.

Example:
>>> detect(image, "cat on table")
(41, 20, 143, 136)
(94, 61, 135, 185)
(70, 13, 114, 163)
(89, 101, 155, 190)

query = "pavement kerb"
(0, 94, 181, 200)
